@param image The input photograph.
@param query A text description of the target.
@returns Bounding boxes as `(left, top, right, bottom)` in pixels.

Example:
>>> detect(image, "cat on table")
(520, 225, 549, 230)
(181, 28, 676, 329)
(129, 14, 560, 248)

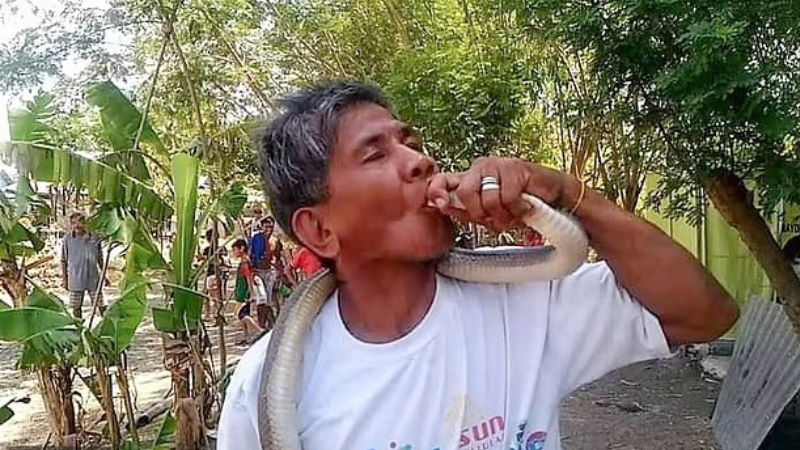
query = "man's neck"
(337, 260, 437, 344)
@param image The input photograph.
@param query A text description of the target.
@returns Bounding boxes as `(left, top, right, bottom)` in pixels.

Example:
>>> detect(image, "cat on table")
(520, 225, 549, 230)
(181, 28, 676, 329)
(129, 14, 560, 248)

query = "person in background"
(266, 222, 286, 306)
(286, 245, 324, 285)
(251, 217, 277, 328)
(200, 228, 229, 321)
(231, 239, 263, 344)
(62, 211, 105, 319)
(522, 228, 546, 247)
(783, 235, 800, 278)
(247, 206, 265, 240)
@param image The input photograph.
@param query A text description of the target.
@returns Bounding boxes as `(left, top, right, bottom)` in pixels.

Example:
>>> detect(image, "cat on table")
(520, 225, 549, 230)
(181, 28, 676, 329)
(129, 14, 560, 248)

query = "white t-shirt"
(218, 262, 672, 450)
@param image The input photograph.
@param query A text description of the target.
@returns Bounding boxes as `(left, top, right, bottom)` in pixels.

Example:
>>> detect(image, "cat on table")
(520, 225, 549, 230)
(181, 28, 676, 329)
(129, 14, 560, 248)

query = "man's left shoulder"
(227, 332, 273, 398)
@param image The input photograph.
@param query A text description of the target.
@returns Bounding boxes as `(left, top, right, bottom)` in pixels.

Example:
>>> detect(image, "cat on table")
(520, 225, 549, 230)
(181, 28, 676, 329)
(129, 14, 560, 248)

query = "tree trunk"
(116, 363, 139, 445)
(0, 264, 26, 308)
(37, 366, 77, 447)
(96, 365, 121, 449)
(704, 170, 800, 332)
(217, 312, 227, 381)
(166, 331, 204, 449)
(175, 398, 202, 450)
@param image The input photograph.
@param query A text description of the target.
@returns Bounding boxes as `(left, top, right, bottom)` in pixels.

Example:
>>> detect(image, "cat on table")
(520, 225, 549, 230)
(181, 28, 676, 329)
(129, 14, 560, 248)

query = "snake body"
(257, 193, 589, 449)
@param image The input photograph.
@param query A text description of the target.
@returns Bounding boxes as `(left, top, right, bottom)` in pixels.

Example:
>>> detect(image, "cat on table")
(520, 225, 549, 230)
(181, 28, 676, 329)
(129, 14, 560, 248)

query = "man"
(247, 206, 265, 240)
(250, 216, 283, 329)
(200, 228, 229, 321)
(231, 239, 264, 344)
(62, 211, 104, 319)
(219, 81, 739, 449)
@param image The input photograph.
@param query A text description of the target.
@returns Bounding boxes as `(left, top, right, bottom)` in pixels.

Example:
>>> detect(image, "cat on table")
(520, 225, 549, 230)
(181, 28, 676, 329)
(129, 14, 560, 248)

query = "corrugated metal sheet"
(712, 297, 800, 450)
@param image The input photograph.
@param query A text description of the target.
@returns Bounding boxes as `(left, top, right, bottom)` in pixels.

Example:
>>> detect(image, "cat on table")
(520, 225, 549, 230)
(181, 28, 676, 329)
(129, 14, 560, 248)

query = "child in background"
(231, 239, 263, 344)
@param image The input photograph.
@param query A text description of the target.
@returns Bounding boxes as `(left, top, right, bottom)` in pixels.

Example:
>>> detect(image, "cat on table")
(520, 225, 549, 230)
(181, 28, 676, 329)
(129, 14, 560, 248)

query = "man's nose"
(400, 148, 436, 182)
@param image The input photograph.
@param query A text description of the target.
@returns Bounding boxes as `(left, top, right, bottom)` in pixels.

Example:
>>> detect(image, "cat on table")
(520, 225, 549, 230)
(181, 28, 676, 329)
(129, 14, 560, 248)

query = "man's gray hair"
(257, 80, 393, 242)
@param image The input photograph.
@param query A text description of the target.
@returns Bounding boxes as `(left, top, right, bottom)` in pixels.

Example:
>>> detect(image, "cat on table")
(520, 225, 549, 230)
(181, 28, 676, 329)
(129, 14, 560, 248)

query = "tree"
(514, 0, 800, 322)
(266, 0, 549, 170)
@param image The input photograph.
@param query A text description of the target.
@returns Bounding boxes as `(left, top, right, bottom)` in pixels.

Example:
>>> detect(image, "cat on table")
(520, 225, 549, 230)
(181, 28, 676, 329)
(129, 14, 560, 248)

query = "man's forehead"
(336, 103, 403, 145)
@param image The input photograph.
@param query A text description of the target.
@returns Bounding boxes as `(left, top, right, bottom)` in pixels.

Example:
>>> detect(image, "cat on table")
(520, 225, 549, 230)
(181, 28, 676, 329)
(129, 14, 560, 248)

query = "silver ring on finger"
(480, 176, 499, 187)
(481, 178, 500, 192)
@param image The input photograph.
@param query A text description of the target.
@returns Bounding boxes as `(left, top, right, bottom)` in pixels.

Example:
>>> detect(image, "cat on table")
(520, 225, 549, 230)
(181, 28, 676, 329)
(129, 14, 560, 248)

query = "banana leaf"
(151, 412, 175, 450)
(17, 328, 81, 369)
(170, 154, 201, 326)
(89, 205, 127, 241)
(125, 217, 169, 272)
(92, 280, 148, 356)
(151, 306, 180, 333)
(5, 221, 44, 252)
(219, 182, 248, 219)
(0, 221, 44, 260)
(99, 151, 151, 182)
(0, 308, 76, 342)
(86, 81, 166, 154)
(2, 143, 173, 220)
(8, 94, 54, 143)
(26, 284, 67, 313)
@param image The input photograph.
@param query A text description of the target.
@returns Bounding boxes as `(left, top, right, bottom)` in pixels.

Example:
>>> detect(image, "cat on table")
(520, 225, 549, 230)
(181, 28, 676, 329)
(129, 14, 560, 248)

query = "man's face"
(70, 216, 85, 234)
(232, 245, 246, 259)
(263, 221, 274, 235)
(319, 103, 454, 265)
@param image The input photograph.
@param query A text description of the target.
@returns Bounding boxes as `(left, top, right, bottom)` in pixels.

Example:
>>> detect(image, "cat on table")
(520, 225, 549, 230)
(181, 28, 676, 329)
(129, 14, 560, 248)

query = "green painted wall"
(643, 176, 784, 336)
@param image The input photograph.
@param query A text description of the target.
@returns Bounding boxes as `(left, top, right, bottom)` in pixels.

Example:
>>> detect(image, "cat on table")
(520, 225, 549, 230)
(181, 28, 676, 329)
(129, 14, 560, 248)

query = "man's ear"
(292, 207, 339, 260)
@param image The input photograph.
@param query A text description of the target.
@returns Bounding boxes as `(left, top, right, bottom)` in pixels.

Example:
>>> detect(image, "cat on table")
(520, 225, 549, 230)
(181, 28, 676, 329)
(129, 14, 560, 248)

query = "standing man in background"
(251, 217, 283, 329)
(62, 211, 105, 319)
(247, 206, 265, 240)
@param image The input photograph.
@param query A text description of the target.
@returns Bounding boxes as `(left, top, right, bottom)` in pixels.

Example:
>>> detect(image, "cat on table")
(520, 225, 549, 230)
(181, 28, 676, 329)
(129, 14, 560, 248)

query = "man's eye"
(363, 151, 385, 163)
(405, 140, 423, 151)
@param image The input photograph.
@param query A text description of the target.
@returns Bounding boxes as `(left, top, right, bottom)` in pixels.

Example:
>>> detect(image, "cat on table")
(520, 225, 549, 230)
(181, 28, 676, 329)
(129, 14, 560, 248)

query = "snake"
(257, 193, 589, 449)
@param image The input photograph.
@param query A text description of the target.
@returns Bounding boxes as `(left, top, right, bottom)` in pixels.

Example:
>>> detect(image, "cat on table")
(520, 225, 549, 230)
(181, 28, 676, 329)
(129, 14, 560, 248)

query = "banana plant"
(0, 272, 151, 448)
(2, 82, 246, 448)
(4, 85, 245, 330)
(1, 93, 173, 221)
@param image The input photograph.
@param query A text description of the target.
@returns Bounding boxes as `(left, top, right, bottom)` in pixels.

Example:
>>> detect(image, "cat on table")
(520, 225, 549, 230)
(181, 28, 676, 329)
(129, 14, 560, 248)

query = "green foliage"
(0, 3, 133, 94)
(8, 94, 54, 143)
(515, 0, 800, 216)
(170, 153, 202, 328)
(268, 0, 544, 169)
(0, 308, 77, 341)
(86, 81, 166, 155)
(92, 281, 149, 357)
(151, 412, 176, 450)
(0, 221, 44, 260)
(26, 285, 68, 313)
(4, 143, 173, 220)
(3, 89, 174, 220)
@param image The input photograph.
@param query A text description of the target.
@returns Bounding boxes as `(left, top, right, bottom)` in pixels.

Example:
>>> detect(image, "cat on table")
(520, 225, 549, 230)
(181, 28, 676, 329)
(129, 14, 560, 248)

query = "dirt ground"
(560, 356, 720, 449)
